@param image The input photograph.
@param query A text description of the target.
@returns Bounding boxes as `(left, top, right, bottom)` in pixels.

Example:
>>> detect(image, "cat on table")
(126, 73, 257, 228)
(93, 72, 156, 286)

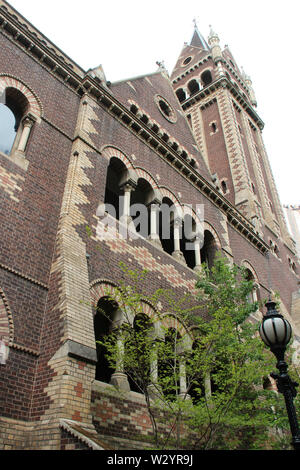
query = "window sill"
(0, 150, 29, 171)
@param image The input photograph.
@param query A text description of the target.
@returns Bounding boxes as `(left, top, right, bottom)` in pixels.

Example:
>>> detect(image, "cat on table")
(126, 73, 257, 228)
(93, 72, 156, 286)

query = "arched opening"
(104, 157, 128, 220)
(126, 313, 153, 393)
(159, 197, 175, 256)
(221, 180, 227, 194)
(188, 340, 205, 404)
(94, 297, 119, 382)
(211, 122, 217, 134)
(176, 88, 186, 103)
(0, 104, 16, 155)
(245, 268, 260, 304)
(0, 88, 29, 155)
(200, 230, 218, 270)
(181, 214, 197, 270)
(187, 79, 200, 96)
(130, 178, 154, 238)
(158, 327, 181, 399)
(201, 70, 213, 87)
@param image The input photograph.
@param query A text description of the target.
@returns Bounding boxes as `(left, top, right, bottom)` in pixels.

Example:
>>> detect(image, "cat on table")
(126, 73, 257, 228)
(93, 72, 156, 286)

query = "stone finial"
(208, 25, 219, 42)
(156, 60, 168, 76)
(208, 25, 223, 64)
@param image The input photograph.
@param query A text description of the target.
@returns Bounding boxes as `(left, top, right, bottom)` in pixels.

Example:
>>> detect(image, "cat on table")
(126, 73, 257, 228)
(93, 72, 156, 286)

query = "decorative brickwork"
(0, 164, 24, 202)
(0, 74, 43, 121)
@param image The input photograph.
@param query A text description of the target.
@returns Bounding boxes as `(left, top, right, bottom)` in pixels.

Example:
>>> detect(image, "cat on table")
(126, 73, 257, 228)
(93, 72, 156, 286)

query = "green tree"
(96, 256, 294, 450)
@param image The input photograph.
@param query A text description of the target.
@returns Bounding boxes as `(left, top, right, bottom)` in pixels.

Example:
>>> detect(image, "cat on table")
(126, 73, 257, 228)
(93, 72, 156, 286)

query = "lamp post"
(259, 300, 300, 450)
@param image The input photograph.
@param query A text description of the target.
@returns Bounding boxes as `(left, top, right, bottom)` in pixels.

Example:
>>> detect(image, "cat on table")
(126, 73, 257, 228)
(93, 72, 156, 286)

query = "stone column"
(172, 218, 185, 262)
(147, 344, 162, 400)
(148, 202, 162, 246)
(110, 328, 130, 392)
(17, 116, 35, 153)
(193, 235, 202, 272)
(178, 358, 190, 400)
(119, 182, 136, 226)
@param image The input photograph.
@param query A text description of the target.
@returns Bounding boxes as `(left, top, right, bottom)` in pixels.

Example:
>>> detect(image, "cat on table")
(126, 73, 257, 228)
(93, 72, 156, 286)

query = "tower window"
(176, 88, 186, 103)
(221, 180, 227, 194)
(201, 70, 213, 87)
(187, 79, 200, 96)
(210, 122, 217, 134)
(182, 56, 192, 66)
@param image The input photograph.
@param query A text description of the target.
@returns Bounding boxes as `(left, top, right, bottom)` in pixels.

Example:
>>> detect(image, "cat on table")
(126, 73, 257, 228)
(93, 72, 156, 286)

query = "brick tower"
(171, 24, 292, 246)
(0, 3, 299, 450)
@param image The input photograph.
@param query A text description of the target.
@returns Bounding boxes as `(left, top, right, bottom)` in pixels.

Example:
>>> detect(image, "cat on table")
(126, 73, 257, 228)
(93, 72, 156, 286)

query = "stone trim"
(0, 288, 14, 345)
(0, 74, 43, 121)
(241, 260, 260, 284)
(0, 262, 48, 289)
(59, 419, 104, 450)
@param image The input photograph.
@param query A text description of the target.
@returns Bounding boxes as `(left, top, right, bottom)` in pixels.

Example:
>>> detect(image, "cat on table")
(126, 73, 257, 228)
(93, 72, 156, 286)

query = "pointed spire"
(190, 19, 209, 50)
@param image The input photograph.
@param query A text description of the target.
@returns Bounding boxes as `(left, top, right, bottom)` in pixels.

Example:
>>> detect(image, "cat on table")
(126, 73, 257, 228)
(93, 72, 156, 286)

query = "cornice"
(0, 2, 269, 255)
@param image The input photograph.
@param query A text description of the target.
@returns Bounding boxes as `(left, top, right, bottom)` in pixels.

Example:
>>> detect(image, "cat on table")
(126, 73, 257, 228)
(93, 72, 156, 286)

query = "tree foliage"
(96, 256, 298, 450)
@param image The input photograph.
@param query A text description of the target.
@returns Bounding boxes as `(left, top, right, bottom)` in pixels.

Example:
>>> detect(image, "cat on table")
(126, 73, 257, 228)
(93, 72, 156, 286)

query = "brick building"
(0, 1, 299, 450)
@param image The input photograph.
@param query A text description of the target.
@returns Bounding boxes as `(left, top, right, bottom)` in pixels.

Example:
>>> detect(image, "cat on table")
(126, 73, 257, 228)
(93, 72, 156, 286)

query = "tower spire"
(190, 20, 209, 50)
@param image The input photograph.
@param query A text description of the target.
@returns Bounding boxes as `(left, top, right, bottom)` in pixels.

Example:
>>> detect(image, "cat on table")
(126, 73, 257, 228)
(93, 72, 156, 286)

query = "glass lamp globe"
(259, 301, 292, 349)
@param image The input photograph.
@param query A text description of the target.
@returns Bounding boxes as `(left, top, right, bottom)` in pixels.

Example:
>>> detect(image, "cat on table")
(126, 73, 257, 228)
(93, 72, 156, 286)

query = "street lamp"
(259, 300, 300, 450)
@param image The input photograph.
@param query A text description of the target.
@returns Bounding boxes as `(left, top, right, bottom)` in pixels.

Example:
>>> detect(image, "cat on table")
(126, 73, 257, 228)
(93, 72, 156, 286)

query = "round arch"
(241, 260, 259, 284)
(135, 167, 160, 192)
(203, 221, 222, 250)
(160, 312, 193, 351)
(101, 146, 135, 170)
(90, 280, 124, 311)
(0, 75, 43, 122)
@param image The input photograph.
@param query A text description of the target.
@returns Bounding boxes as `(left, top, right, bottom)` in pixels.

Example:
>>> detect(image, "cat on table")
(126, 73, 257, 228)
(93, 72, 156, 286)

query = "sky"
(7, 0, 300, 205)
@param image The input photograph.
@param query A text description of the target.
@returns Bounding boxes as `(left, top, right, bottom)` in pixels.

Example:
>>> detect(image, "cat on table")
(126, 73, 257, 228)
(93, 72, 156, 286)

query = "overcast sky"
(7, 0, 300, 205)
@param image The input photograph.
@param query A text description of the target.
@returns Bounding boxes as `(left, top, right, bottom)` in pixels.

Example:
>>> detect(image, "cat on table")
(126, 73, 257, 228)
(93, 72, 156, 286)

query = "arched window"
(126, 313, 153, 393)
(188, 340, 205, 404)
(201, 70, 213, 87)
(104, 157, 128, 220)
(187, 79, 200, 96)
(200, 230, 218, 270)
(130, 178, 154, 238)
(94, 297, 119, 382)
(221, 180, 227, 194)
(0, 87, 29, 155)
(158, 327, 181, 399)
(181, 214, 197, 270)
(0, 104, 16, 155)
(176, 88, 186, 103)
(159, 197, 176, 256)
(245, 268, 260, 305)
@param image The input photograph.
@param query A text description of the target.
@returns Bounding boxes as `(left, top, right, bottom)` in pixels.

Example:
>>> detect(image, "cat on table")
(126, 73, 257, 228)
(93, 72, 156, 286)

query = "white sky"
(7, 0, 300, 205)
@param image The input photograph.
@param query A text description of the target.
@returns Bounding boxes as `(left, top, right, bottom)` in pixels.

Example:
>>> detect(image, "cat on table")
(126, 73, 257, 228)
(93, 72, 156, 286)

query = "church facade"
(0, 0, 299, 450)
